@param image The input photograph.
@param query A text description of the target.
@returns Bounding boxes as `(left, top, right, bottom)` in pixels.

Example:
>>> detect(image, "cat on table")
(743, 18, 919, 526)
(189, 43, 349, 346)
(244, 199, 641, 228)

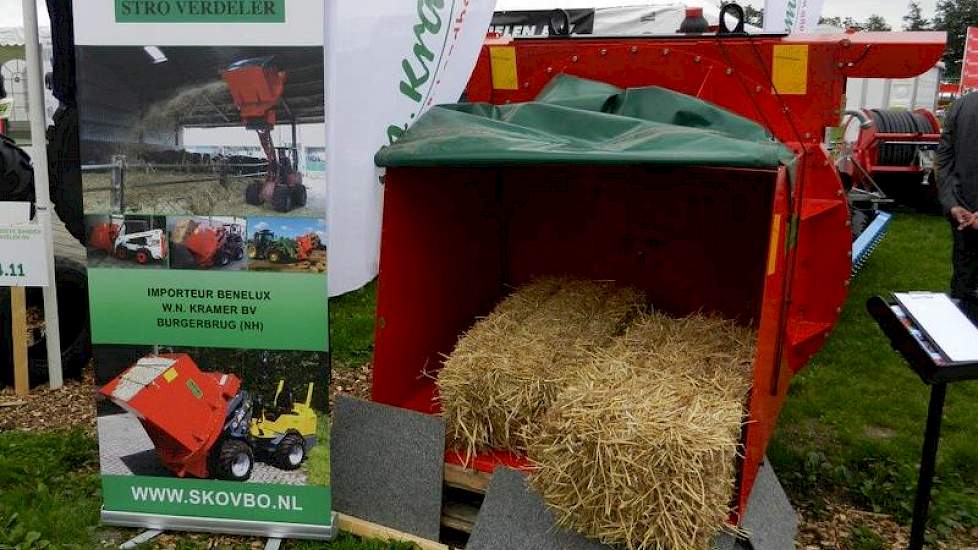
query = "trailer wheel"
(0, 257, 91, 386)
(272, 433, 306, 470)
(245, 182, 263, 205)
(0, 133, 35, 205)
(216, 250, 230, 267)
(135, 249, 151, 265)
(212, 439, 254, 481)
(292, 185, 307, 208)
(247, 244, 258, 259)
(114, 246, 129, 260)
(267, 249, 282, 264)
(271, 186, 293, 213)
(234, 246, 244, 261)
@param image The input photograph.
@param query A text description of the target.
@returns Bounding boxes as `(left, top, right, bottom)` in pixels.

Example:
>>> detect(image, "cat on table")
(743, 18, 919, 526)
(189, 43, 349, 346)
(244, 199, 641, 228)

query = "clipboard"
(894, 292, 978, 365)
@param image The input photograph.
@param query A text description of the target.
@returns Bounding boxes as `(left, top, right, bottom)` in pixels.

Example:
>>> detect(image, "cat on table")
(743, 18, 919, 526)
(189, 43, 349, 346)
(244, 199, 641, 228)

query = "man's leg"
(951, 222, 978, 323)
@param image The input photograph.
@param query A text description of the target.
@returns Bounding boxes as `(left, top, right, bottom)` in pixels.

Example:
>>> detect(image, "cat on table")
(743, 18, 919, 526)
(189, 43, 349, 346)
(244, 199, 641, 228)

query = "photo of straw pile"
(436, 279, 756, 550)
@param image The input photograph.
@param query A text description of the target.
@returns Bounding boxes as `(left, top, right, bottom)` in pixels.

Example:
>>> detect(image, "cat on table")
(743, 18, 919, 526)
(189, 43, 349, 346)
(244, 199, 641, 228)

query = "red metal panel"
(961, 27, 978, 94)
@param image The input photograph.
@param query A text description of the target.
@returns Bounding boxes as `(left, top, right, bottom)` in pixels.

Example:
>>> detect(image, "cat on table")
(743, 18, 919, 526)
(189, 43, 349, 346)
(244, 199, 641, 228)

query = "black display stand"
(867, 296, 978, 550)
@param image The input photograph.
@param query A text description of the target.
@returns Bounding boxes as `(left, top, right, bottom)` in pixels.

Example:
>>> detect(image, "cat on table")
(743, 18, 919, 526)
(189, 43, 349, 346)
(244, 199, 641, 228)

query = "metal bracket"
(264, 538, 283, 550)
(119, 529, 162, 549)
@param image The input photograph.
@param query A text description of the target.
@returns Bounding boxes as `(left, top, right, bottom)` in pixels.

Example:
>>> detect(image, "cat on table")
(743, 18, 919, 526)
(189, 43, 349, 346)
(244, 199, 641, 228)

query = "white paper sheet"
(895, 292, 978, 363)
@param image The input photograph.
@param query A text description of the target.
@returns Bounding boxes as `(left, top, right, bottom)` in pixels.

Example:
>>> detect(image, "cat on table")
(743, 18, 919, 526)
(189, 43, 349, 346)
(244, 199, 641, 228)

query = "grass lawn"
(768, 212, 978, 541)
(4, 212, 978, 547)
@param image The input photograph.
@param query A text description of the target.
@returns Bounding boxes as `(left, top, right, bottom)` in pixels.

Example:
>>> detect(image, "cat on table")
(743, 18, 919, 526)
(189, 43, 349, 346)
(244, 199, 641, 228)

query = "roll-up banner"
(72, 0, 333, 539)
(763, 0, 825, 34)
(324, 0, 497, 297)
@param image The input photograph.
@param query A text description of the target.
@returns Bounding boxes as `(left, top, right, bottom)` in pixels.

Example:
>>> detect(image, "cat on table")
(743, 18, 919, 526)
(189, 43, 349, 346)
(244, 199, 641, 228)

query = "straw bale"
(438, 278, 645, 457)
(526, 312, 755, 550)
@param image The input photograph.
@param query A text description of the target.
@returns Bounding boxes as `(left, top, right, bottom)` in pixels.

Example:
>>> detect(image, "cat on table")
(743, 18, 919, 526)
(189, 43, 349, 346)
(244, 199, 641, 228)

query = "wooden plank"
(10, 286, 29, 396)
(336, 513, 450, 550)
(441, 501, 479, 534)
(444, 463, 492, 494)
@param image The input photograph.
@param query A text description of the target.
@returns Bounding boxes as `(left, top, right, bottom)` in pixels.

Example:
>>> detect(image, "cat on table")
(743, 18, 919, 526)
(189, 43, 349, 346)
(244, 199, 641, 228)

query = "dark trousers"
(951, 221, 978, 323)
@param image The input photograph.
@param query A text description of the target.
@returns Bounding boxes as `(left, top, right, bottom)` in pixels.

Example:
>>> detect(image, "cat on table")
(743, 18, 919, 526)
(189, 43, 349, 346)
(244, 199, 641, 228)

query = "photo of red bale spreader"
(99, 353, 317, 482)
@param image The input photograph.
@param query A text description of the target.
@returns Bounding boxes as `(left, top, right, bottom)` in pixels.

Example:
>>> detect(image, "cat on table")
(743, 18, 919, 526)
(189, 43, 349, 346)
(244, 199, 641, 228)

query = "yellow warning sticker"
(162, 368, 178, 383)
(490, 46, 519, 90)
(767, 214, 782, 276)
(772, 45, 809, 95)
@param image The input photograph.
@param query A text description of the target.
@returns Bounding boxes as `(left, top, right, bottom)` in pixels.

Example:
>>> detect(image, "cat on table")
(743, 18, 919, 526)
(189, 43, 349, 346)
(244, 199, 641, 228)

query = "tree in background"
(864, 14, 893, 32)
(934, 0, 978, 80)
(903, 1, 931, 31)
(819, 15, 886, 31)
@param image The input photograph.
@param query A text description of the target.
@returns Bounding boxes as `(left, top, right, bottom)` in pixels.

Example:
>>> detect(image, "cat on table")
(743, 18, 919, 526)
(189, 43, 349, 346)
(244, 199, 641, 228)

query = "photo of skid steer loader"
(99, 353, 317, 482)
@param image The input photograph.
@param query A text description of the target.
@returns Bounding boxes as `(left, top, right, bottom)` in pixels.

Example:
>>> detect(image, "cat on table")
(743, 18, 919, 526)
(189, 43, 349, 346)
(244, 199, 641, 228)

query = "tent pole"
(21, 0, 63, 389)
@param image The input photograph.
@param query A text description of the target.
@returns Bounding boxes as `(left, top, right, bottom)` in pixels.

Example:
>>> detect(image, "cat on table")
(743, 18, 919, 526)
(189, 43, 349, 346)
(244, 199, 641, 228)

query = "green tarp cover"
(375, 75, 794, 168)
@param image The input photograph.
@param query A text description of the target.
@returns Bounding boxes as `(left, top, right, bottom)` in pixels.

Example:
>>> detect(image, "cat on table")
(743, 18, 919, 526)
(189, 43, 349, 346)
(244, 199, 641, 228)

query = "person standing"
(937, 91, 978, 321)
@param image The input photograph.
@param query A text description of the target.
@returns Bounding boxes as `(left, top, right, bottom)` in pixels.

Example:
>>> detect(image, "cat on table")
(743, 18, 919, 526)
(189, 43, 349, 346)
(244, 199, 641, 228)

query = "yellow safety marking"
(162, 368, 178, 383)
(767, 214, 782, 276)
(772, 45, 809, 95)
(490, 46, 519, 90)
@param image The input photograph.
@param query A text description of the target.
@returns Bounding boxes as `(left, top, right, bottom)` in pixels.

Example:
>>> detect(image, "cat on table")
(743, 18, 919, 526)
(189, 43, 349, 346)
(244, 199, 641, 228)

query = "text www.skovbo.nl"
(130, 486, 304, 510)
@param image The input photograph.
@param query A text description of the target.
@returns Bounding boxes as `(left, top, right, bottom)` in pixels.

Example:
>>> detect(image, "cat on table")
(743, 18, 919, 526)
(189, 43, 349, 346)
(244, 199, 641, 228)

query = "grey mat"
(468, 468, 761, 550)
(466, 467, 609, 550)
(742, 457, 798, 550)
(330, 396, 445, 541)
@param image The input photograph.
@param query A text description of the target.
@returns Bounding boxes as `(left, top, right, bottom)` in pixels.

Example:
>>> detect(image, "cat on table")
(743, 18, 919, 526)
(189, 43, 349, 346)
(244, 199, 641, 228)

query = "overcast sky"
(0, 0, 938, 31)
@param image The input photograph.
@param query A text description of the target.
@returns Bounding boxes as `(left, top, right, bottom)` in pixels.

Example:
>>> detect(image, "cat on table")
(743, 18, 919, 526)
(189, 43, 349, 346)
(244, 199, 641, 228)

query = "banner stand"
(103, 510, 338, 543)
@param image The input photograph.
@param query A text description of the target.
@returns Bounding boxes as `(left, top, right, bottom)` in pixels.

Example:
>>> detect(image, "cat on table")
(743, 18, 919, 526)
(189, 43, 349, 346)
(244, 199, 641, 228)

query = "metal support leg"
(264, 538, 283, 550)
(119, 529, 163, 549)
(909, 382, 947, 550)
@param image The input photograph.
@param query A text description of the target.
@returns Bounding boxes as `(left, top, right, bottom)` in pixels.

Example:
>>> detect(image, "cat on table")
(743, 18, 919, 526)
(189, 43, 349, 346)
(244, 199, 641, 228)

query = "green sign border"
(103, 475, 331, 525)
(115, 0, 286, 23)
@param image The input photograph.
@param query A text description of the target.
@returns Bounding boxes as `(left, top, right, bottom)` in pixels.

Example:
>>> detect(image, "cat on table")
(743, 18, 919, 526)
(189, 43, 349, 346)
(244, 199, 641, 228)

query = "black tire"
(0, 133, 34, 204)
(216, 249, 230, 267)
(169, 244, 196, 269)
(245, 182, 262, 205)
(292, 185, 307, 208)
(247, 243, 259, 259)
(271, 185, 293, 213)
(210, 438, 254, 482)
(272, 433, 306, 470)
(134, 248, 151, 265)
(267, 249, 282, 264)
(233, 246, 244, 261)
(46, 106, 85, 243)
(0, 257, 91, 386)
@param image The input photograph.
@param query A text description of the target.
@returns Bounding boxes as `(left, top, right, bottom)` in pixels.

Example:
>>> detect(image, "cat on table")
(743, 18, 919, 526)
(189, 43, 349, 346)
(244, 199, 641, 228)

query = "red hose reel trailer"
(839, 107, 942, 207)
(369, 29, 945, 523)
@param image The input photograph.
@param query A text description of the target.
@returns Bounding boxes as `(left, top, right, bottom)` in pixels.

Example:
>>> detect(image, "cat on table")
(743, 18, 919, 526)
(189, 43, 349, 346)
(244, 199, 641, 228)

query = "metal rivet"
(804, 132, 812, 139)
(836, 307, 842, 314)
(546, 66, 553, 73)
(600, 48, 608, 56)
(694, 55, 702, 63)
(845, 220, 852, 227)
(837, 62, 844, 68)
(663, 48, 670, 56)
(523, 82, 529, 89)
(571, 55, 579, 62)
(755, 85, 763, 93)
(630, 46, 638, 53)
(836, 189, 843, 196)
